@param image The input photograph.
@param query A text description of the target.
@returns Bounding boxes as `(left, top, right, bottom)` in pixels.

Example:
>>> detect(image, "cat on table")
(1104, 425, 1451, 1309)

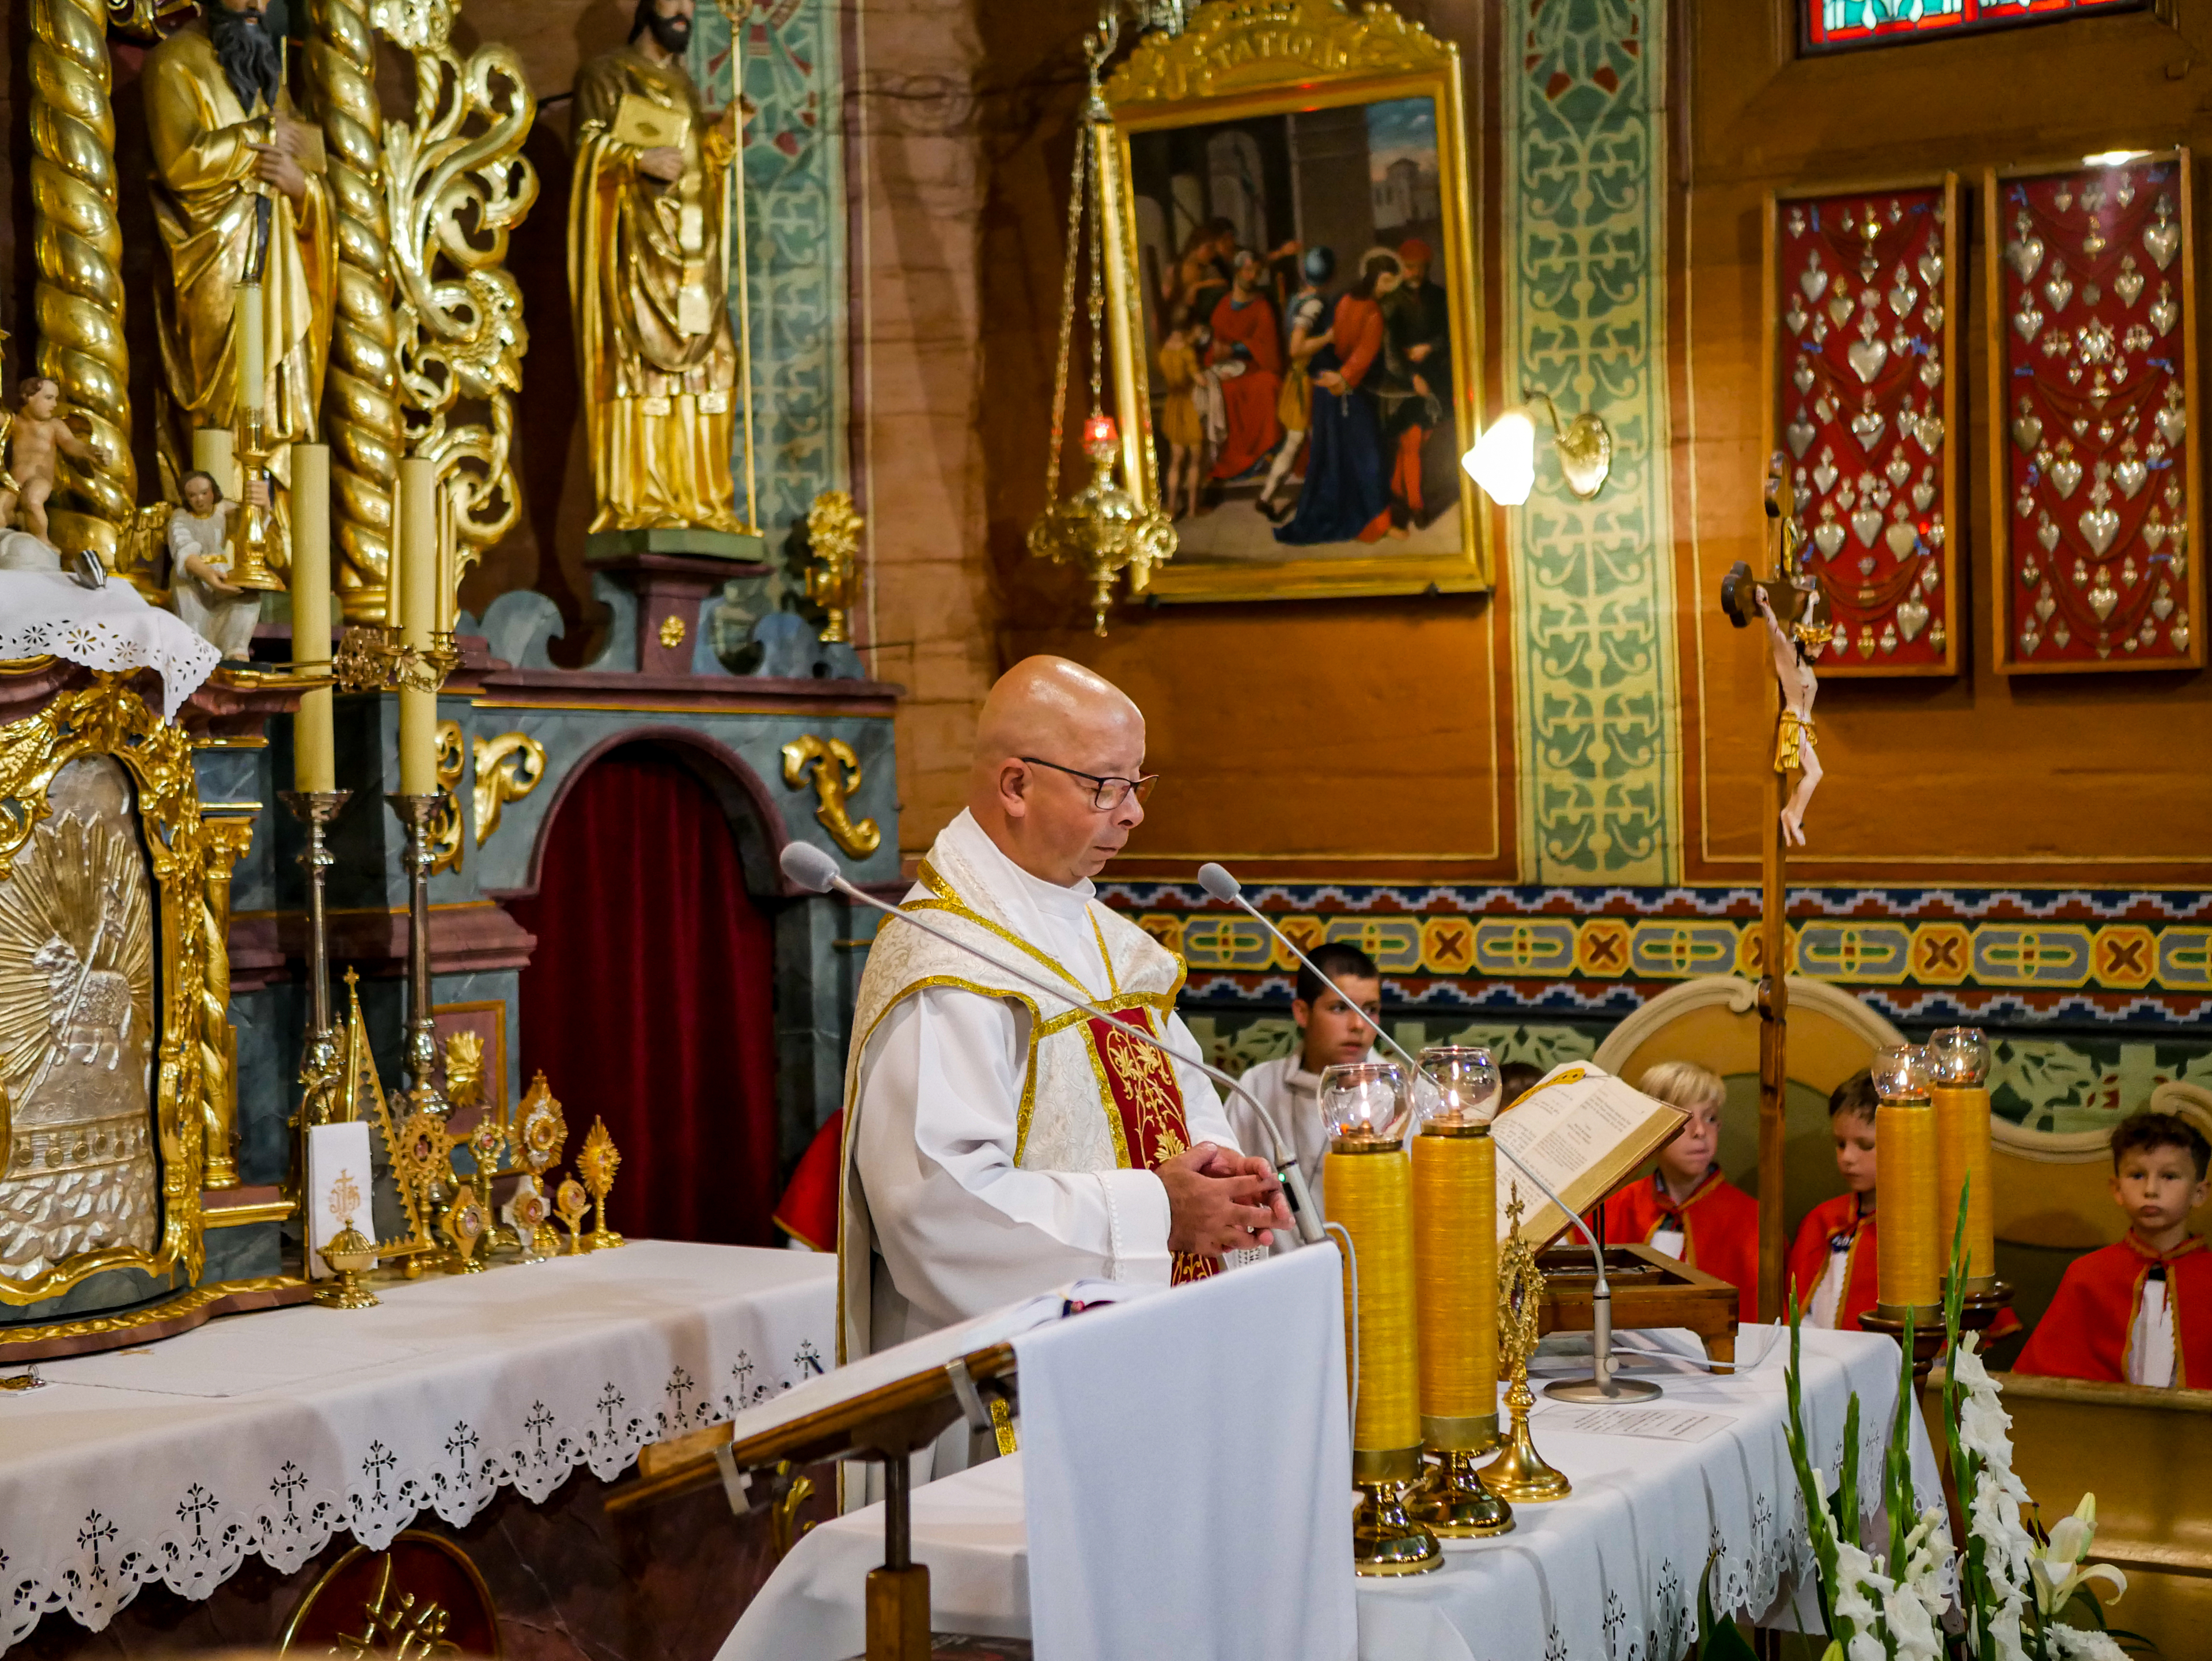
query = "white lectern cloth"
(722, 1247, 1355, 1661)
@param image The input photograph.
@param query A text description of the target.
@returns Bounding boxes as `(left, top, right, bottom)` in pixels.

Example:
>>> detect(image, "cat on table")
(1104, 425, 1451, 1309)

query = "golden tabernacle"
(10, 0, 2212, 1658)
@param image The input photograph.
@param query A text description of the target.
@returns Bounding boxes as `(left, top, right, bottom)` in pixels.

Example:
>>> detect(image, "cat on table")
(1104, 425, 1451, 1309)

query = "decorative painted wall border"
(1506, 0, 1681, 882)
(691, 0, 850, 543)
(1099, 881, 2212, 1027)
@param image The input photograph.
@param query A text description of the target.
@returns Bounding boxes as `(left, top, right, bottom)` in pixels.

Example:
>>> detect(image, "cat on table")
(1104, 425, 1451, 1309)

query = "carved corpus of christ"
(1757, 583, 1823, 847)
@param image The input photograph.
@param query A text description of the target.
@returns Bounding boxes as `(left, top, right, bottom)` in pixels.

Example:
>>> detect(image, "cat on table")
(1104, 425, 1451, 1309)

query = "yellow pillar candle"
(290, 443, 336, 793)
(1413, 1125, 1498, 1446)
(395, 457, 439, 796)
(236, 283, 266, 418)
(1872, 1044, 1940, 1318)
(1327, 1139, 1421, 1470)
(1930, 1026, 1997, 1290)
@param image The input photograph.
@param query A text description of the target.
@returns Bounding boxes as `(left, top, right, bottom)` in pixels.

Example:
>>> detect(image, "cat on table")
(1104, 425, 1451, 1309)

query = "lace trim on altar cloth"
(0, 1340, 828, 1652)
(0, 594, 220, 720)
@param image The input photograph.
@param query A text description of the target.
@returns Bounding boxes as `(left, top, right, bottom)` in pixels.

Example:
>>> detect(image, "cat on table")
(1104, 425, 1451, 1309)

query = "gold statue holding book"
(569, 0, 753, 541)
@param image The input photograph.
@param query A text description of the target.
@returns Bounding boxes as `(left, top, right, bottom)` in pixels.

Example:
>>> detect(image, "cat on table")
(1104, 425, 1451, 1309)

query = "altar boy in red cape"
(1592, 1061, 1760, 1322)
(2015, 1111, 2212, 1387)
(1789, 1071, 1883, 1333)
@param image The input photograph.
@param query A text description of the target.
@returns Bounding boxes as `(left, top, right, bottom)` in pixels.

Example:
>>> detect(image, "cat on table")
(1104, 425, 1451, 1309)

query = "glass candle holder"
(1414, 1046, 1500, 1129)
(1928, 1027, 1990, 1089)
(1322, 1061, 1412, 1145)
(1871, 1043, 1933, 1104)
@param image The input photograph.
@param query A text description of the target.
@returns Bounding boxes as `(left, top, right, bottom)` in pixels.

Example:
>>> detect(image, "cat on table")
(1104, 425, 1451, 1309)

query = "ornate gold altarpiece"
(0, 671, 290, 1349)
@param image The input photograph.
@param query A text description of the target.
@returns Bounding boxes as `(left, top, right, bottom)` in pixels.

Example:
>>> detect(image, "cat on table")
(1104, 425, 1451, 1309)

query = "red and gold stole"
(1084, 1007, 1219, 1285)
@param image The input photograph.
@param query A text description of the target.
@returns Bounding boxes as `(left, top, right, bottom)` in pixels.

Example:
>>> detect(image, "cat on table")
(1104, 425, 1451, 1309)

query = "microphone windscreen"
(1195, 862, 1241, 902)
(779, 841, 842, 893)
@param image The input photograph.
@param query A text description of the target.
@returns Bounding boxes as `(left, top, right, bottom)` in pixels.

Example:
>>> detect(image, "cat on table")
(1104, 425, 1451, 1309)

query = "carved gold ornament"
(443, 1030, 485, 1111)
(0, 675, 213, 1308)
(198, 815, 255, 1189)
(657, 614, 687, 650)
(780, 734, 881, 858)
(307, 0, 409, 618)
(30, 0, 134, 565)
(804, 490, 866, 644)
(576, 1116, 624, 1251)
(372, 0, 538, 593)
(512, 1071, 567, 1175)
(427, 720, 467, 875)
(280, 1528, 500, 1660)
(472, 731, 546, 847)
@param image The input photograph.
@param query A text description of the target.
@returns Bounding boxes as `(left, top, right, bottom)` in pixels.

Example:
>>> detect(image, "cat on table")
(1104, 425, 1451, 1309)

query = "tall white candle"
(236, 283, 266, 419)
(396, 457, 439, 797)
(291, 444, 336, 794)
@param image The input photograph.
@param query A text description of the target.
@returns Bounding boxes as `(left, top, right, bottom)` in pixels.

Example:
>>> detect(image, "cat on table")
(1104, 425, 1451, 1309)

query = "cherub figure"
(1757, 582, 1824, 847)
(0, 377, 113, 543)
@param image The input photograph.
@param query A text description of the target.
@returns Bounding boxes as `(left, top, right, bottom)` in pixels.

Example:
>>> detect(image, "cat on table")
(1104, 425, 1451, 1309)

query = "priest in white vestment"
(839, 657, 1289, 1371)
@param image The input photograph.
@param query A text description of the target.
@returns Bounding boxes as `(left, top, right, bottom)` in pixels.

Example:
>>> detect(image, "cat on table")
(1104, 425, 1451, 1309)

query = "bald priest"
(836, 657, 1290, 1391)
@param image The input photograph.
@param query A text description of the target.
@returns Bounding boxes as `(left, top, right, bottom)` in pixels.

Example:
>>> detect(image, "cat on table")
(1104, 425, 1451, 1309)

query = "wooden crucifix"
(1721, 453, 1832, 1319)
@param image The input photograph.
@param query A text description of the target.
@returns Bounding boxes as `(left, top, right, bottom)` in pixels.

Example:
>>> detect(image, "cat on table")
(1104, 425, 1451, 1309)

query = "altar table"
(725, 1326, 1942, 1661)
(0, 1241, 836, 1654)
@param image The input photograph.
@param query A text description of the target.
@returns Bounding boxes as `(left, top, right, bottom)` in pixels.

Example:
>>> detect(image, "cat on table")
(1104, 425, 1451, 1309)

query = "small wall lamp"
(1460, 391, 1613, 505)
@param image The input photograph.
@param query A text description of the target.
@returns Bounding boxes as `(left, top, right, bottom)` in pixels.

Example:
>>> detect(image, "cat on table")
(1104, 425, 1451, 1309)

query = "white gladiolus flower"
(1832, 1539, 1894, 1661)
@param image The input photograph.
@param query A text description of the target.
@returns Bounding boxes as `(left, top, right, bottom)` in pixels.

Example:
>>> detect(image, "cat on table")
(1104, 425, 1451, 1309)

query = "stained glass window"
(1804, 0, 2142, 54)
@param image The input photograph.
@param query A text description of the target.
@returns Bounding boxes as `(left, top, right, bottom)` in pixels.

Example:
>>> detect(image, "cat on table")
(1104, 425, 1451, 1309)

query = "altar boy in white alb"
(838, 657, 1288, 1369)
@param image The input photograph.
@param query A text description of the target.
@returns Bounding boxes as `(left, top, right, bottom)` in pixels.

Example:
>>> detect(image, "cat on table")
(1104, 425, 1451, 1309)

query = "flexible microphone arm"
(1198, 861, 1642, 1397)
(781, 843, 1327, 1247)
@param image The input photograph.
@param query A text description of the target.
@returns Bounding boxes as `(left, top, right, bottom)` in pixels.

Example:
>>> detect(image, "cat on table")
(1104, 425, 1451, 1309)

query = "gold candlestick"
(1479, 1185, 1572, 1503)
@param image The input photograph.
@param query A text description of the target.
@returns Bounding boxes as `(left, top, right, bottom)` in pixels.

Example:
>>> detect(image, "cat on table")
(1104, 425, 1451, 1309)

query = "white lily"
(2030, 1494, 2128, 1618)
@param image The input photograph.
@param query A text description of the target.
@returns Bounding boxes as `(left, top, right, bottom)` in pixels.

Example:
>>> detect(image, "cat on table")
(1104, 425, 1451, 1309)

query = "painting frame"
(1097, 0, 1488, 604)
(1983, 149, 2204, 675)
(1763, 173, 1963, 677)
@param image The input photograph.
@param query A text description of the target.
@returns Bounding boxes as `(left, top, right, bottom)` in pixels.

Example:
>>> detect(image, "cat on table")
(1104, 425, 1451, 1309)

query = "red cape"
(2014, 1233, 2212, 1386)
(1595, 1169, 1760, 1323)
(1207, 292, 1283, 479)
(772, 1108, 843, 1251)
(1788, 1192, 1881, 1333)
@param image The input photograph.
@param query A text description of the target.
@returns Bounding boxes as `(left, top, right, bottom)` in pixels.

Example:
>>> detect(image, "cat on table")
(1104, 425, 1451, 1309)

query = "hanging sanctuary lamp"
(1024, 14, 1175, 635)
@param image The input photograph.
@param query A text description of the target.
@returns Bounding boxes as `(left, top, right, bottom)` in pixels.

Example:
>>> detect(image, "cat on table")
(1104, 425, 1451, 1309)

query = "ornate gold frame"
(0, 674, 211, 1306)
(1098, 0, 1488, 603)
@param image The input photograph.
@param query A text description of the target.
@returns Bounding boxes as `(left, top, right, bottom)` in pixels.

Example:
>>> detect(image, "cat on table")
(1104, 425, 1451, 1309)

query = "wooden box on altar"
(1534, 1243, 1741, 1366)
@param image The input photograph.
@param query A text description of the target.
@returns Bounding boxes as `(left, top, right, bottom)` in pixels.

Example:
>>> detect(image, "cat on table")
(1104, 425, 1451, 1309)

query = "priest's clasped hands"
(1160, 1143, 1292, 1254)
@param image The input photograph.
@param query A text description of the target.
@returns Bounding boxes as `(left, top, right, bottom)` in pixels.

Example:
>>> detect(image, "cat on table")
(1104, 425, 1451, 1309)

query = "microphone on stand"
(779, 842, 1327, 1248)
(1196, 861, 1658, 1401)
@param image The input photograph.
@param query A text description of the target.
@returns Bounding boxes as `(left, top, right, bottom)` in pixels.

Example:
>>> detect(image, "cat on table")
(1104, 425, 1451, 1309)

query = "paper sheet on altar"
(720, 1246, 1355, 1661)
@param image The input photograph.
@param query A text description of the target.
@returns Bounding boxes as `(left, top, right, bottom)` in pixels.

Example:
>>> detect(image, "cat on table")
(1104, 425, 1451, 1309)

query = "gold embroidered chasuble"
(837, 827, 1219, 1365)
(567, 46, 746, 534)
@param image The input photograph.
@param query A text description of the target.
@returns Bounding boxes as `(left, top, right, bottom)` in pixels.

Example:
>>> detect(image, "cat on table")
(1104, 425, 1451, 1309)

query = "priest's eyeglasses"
(1020, 756, 1159, 811)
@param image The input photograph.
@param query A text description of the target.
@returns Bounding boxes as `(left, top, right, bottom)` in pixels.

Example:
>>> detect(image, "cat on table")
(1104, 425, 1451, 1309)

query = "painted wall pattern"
(1507, 0, 1680, 883)
(1100, 880, 2212, 1132)
(691, 0, 850, 543)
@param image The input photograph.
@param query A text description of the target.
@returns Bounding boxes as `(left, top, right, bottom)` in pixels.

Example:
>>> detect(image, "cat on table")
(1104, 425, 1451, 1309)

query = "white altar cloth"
(727, 1325, 1940, 1661)
(0, 1241, 835, 1651)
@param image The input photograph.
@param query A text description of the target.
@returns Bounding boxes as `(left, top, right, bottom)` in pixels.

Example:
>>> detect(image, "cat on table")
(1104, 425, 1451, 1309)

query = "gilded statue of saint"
(141, 0, 334, 510)
(570, 0, 751, 535)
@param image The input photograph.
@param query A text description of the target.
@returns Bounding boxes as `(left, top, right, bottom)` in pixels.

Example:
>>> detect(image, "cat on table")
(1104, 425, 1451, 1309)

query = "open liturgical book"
(1491, 1064, 1687, 1247)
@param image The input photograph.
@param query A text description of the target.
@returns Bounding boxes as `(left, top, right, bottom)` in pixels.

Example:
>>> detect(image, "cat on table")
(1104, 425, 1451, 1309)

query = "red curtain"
(512, 744, 779, 1246)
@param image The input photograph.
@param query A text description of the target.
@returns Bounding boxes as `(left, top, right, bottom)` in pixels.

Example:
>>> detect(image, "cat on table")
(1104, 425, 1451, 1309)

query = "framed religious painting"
(1984, 151, 2203, 673)
(1765, 177, 1961, 675)
(1097, 0, 1487, 603)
